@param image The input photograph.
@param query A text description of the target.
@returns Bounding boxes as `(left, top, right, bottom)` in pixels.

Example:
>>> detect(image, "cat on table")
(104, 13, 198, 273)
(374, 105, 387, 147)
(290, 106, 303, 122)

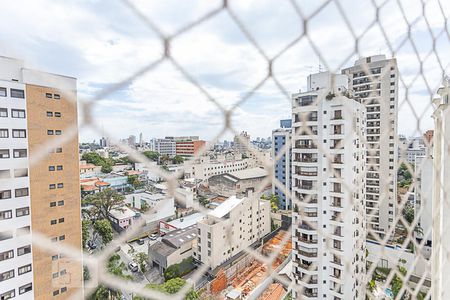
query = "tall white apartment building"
(342, 55, 398, 240)
(431, 77, 450, 300)
(194, 195, 270, 270)
(0, 57, 82, 299)
(291, 72, 366, 300)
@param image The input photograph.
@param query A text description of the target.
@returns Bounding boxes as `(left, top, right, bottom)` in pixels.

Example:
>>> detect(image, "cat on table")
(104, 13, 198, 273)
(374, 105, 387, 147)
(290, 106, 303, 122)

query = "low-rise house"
(159, 212, 204, 235)
(208, 167, 269, 197)
(149, 225, 197, 274)
(125, 191, 171, 210)
(109, 206, 137, 231)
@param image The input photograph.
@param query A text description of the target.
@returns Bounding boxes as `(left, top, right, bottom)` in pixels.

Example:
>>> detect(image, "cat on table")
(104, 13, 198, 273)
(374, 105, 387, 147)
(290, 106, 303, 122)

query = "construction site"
(202, 230, 292, 300)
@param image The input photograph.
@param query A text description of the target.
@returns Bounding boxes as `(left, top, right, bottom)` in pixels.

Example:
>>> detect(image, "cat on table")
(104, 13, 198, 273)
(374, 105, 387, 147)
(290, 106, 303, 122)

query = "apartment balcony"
(302, 290, 318, 299)
(295, 143, 317, 150)
(295, 95, 316, 107)
(298, 250, 318, 258)
(297, 184, 316, 190)
(298, 224, 316, 232)
(295, 157, 318, 163)
(296, 170, 318, 177)
(299, 277, 318, 285)
(367, 114, 380, 120)
(330, 258, 344, 267)
(297, 236, 318, 244)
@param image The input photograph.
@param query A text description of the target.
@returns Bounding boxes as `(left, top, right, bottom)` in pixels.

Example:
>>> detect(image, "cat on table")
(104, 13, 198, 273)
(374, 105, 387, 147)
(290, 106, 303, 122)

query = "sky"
(0, 0, 448, 143)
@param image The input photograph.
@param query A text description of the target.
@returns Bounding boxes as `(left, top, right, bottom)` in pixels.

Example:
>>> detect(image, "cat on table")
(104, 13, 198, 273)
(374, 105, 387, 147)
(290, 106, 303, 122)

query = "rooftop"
(162, 225, 197, 248)
(149, 241, 177, 257)
(228, 167, 267, 180)
(209, 195, 245, 219)
(168, 212, 204, 229)
(109, 206, 136, 220)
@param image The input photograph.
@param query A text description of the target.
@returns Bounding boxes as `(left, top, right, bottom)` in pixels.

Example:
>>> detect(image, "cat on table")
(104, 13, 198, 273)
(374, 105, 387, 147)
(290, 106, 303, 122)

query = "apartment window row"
(0, 283, 32, 299)
(49, 165, 63, 171)
(0, 128, 26, 138)
(0, 148, 27, 159)
(0, 187, 29, 199)
(0, 168, 28, 179)
(0, 245, 31, 264)
(0, 264, 31, 283)
(47, 129, 63, 135)
(50, 200, 65, 207)
(0, 207, 29, 220)
(51, 235, 66, 242)
(49, 147, 63, 153)
(0, 87, 25, 98)
(45, 93, 61, 99)
(47, 111, 62, 117)
(0, 108, 26, 118)
(50, 218, 65, 225)
(53, 286, 68, 296)
(49, 183, 64, 189)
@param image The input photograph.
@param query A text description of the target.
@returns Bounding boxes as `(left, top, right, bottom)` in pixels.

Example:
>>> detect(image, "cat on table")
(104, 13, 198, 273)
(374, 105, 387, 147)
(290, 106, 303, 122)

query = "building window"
(58, 218, 64, 223)
(0, 249, 14, 261)
(52, 272, 59, 278)
(0, 210, 12, 220)
(57, 183, 64, 188)
(47, 130, 54, 135)
(58, 200, 64, 206)
(18, 264, 32, 275)
(13, 149, 27, 158)
(0, 87, 6, 97)
(56, 147, 62, 153)
(0, 269, 14, 282)
(0, 289, 15, 299)
(53, 290, 60, 296)
(0, 129, 9, 138)
(17, 245, 31, 256)
(59, 235, 65, 241)
(49, 166, 55, 171)
(14, 168, 28, 178)
(12, 129, 26, 138)
(55, 130, 62, 135)
(49, 184, 56, 189)
(16, 207, 30, 217)
(0, 108, 7, 117)
(52, 254, 58, 261)
(17, 226, 30, 236)
(46, 93, 53, 98)
(11, 109, 25, 118)
(60, 269, 67, 276)
(0, 190, 11, 199)
(50, 202, 57, 207)
(0, 149, 9, 158)
(57, 165, 63, 170)
(15, 188, 29, 197)
(54, 94, 61, 99)
(19, 283, 32, 294)
(0, 231, 13, 241)
(50, 219, 57, 225)
(47, 111, 53, 117)
(55, 112, 61, 117)
(61, 287, 67, 293)
(10, 89, 24, 98)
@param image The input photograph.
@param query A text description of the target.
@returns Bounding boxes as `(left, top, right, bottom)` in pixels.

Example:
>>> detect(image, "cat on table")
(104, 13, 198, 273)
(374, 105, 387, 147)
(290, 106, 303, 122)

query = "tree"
(127, 174, 142, 189)
(82, 220, 90, 248)
(141, 201, 150, 213)
(101, 164, 113, 173)
(146, 277, 186, 294)
(185, 289, 199, 300)
(107, 254, 132, 280)
(143, 151, 159, 161)
(391, 259, 407, 298)
(262, 194, 280, 212)
(83, 188, 125, 221)
(94, 219, 114, 245)
(133, 252, 149, 273)
(172, 155, 184, 164)
(160, 154, 171, 165)
(164, 264, 180, 281)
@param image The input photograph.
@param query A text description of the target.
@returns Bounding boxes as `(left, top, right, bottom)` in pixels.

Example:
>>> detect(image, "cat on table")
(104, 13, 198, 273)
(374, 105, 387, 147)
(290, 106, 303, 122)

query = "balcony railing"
(298, 250, 318, 257)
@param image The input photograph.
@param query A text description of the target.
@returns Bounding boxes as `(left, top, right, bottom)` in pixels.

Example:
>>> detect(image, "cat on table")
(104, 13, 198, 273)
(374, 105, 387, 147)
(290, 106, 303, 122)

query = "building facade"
(342, 55, 398, 240)
(175, 140, 206, 158)
(194, 195, 270, 270)
(291, 72, 366, 300)
(0, 56, 82, 299)
(154, 138, 176, 157)
(272, 119, 292, 210)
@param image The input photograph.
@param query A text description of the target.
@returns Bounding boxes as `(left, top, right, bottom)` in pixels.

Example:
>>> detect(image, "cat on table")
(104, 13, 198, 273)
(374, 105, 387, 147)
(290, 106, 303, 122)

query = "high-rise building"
(291, 72, 366, 300)
(234, 131, 250, 154)
(0, 56, 82, 299)
(154, 138, 176, 157)
(272, 119, 292, 210)
(431, 77, 450, 300)
(342, 55, 398, 240)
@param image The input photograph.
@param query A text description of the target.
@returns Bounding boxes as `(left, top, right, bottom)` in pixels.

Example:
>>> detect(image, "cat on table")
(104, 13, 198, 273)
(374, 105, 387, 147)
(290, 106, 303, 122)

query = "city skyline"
(0, 0, 445, 143)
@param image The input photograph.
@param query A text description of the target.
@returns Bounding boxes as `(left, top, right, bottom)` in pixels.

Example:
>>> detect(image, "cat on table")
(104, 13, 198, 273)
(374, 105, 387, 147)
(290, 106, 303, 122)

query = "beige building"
(208, 167, 269, 197)
(194, 195, 271, 270)
(0, 56, 82, 299)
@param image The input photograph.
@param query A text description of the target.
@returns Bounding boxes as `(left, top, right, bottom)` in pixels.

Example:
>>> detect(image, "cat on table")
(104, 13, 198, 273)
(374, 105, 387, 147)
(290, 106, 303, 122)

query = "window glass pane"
(0, 87, 6, 97)
(0, 108, 7, 117)
(10, 89, 24, 98)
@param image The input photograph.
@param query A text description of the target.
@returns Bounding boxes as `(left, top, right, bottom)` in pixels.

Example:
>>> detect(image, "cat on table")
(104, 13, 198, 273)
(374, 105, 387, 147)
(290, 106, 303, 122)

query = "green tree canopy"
(94, 219, 114, 245)
(133, 252, 149, 273)
(172, 155, 184, 164)
(143, 151, 159, 161)
(82, 188, 125, 221)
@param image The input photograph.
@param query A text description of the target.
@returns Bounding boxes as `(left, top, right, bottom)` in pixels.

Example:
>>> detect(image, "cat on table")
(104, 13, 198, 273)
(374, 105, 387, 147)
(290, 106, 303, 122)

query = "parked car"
(87, 240, 97, 250)
(149, 234, 158, 241)
(136, 238, 145, 245)
(128, 261, 138, 272)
